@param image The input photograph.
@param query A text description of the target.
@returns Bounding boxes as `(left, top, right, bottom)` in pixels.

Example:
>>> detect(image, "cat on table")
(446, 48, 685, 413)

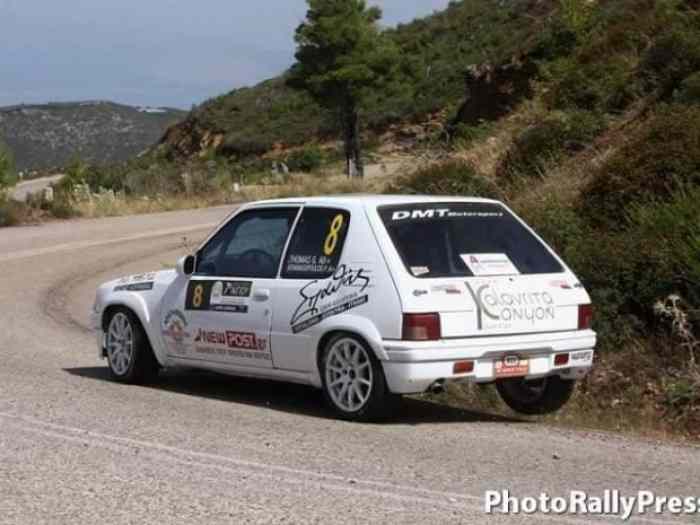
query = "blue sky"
(0, 0, 450, 109)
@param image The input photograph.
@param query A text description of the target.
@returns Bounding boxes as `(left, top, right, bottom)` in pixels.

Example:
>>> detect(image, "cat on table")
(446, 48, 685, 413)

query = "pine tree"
(290, 0, 399, 178)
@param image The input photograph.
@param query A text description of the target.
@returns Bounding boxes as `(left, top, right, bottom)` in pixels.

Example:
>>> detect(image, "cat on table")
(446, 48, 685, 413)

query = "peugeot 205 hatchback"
(91, 196, 596, 421)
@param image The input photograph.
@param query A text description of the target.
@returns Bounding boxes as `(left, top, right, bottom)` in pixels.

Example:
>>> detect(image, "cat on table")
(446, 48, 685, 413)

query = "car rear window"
(378, 202, 563, 278)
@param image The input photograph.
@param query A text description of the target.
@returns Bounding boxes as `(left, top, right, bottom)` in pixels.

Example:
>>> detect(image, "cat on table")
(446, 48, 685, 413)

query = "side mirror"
(176, 255, 196, 276)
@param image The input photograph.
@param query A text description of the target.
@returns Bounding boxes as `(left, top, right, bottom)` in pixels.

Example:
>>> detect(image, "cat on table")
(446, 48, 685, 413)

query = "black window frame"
(281, 206, 351, 280)
(194, 206, 300, 279)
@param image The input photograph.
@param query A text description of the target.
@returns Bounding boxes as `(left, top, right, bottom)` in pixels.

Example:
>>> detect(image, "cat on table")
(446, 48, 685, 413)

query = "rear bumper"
(381, 330, 596, 394)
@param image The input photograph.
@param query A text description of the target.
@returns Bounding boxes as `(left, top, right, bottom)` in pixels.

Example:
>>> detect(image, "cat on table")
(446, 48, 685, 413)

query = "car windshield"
(378, 202, 564, 278)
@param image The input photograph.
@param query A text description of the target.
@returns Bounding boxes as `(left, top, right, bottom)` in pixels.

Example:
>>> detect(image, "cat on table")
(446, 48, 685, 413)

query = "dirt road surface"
(1, 206, 699, 524)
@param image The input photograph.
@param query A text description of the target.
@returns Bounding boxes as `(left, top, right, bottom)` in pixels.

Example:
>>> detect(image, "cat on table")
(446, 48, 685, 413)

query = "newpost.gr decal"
(291, 265, 371, 334)
(186, 280, 252, 314)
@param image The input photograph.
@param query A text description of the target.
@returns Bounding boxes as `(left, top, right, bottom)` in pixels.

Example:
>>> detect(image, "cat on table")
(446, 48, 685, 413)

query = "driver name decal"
(291, 265, 371, 334)
(186, 280, 252, 313)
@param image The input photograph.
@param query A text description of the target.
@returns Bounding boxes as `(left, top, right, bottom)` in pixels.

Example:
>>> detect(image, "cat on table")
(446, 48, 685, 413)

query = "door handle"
(253, 288, 271, 302)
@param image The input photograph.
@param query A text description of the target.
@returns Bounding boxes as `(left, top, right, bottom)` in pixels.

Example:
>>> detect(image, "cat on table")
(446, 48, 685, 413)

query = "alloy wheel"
(107, 312, 134, 376)
(325, 338, 374, 412)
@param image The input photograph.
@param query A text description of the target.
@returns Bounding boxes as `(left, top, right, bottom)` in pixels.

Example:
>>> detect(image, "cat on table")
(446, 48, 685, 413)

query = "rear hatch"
(376, 201, 590, 337)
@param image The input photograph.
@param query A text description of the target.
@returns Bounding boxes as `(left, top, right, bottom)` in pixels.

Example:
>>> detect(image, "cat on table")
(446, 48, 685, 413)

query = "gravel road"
(1, 207, 699, 524)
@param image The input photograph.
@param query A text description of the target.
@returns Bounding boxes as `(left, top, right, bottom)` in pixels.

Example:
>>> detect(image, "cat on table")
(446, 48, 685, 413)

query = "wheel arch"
(100, 297, 164, 366)
(313, 315, 389, 383)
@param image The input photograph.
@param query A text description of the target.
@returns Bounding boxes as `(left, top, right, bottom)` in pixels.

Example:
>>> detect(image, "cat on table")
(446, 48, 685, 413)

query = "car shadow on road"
(64, 366, 524, 425)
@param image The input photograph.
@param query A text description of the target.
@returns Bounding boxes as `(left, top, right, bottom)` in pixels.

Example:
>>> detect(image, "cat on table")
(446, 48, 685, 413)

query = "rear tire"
(320, 333, 394, 422)
(496, 376, 575, 415)
(105, 307, 159, 384)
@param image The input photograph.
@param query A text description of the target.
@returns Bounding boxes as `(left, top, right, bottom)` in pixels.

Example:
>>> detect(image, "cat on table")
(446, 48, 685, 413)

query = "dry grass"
(508, 100, 652, 208)
(71, 193, 240, 219)
(453, 98, 549, 179)
(65, 168, 396, 221)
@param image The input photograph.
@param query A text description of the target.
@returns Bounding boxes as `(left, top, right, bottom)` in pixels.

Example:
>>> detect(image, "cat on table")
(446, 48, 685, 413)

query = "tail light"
(578, 304, 593, 330)
(554, 353, 570, 366)
(402, 313, 441, 341)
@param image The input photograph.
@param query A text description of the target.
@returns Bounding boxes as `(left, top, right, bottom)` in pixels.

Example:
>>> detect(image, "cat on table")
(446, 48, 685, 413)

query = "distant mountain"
(0, 101, 185, 171)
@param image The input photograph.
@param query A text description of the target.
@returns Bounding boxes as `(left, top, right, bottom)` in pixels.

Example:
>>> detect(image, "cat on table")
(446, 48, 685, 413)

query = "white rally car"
(91, 196, 596, 421)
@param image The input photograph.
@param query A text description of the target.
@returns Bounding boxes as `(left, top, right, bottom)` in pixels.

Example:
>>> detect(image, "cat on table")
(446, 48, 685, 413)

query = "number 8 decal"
(192, 284, 204, 308)
(324, 214, 344, 256)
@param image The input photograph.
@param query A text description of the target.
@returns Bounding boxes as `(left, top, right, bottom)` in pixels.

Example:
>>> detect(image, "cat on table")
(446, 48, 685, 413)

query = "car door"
(161, 206, 300, 369)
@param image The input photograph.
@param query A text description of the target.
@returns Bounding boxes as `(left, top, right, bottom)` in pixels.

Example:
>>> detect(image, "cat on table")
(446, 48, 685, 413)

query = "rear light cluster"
(554, 353, 570, 366)
(402, 313, 441, 341)
(578, 304, 594, 330)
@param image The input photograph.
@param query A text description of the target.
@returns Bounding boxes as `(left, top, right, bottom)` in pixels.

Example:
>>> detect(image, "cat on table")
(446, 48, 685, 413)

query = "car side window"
(282, 207, 350, 279)
(196, 207, 299, 278)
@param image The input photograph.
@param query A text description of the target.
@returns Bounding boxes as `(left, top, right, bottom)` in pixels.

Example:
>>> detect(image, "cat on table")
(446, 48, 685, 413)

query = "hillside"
(0, 101, 185, 172)
(163, 0, 554, 158)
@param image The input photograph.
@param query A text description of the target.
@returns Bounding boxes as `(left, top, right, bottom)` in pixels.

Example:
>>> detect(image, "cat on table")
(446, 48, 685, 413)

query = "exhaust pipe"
(428, 379, 445, 395)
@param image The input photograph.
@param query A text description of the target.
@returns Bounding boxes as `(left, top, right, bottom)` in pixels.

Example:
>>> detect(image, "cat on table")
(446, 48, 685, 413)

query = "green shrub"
(286, 146, 324, 173)
(628, 188, 700, 306)
(559, 0, 596, 35)
(640, 27, 700, 96)
(0, 143, 17, 189)
(581, 104, 700, 227)
(497, 110, 605, 179)
(450, 122, 493, 148)
(518, 189, 700, 355)
(546, 56, 635, 112)
(54, 159, 90, 196)
(385, 161, 500, 198)
(515, 198, 638, 350)
(675, 71, 700, 104)
(48, 197, 81, 219)
(0, 194, 28, 227)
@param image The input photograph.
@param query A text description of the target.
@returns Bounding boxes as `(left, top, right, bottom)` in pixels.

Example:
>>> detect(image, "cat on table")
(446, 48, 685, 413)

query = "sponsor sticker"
(390, 209, 504, 221)
(291, 264, 371, 333)
(186, 280, 252, 314)
(494, 355, 529, 378)
(410, 266, 430, 276)
(570, 350, 594, 365)
(115, 272, 157, 292)
(115, 281, 154, 292)
(549, 279, 573, 290)
(162, 309, 191, 355)
(461, 253, 520, 277)
(431, 284, 463, 295)
(191, 328, 269, 361)
(193, 328, 265, 351)
(465, 279, 557, 331)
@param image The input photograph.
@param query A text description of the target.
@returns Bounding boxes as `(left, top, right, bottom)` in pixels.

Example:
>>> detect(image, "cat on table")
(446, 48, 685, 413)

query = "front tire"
(496, 376, 575, 415)
(105, 307, 159, 384)
(320, 333, 393, 422)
